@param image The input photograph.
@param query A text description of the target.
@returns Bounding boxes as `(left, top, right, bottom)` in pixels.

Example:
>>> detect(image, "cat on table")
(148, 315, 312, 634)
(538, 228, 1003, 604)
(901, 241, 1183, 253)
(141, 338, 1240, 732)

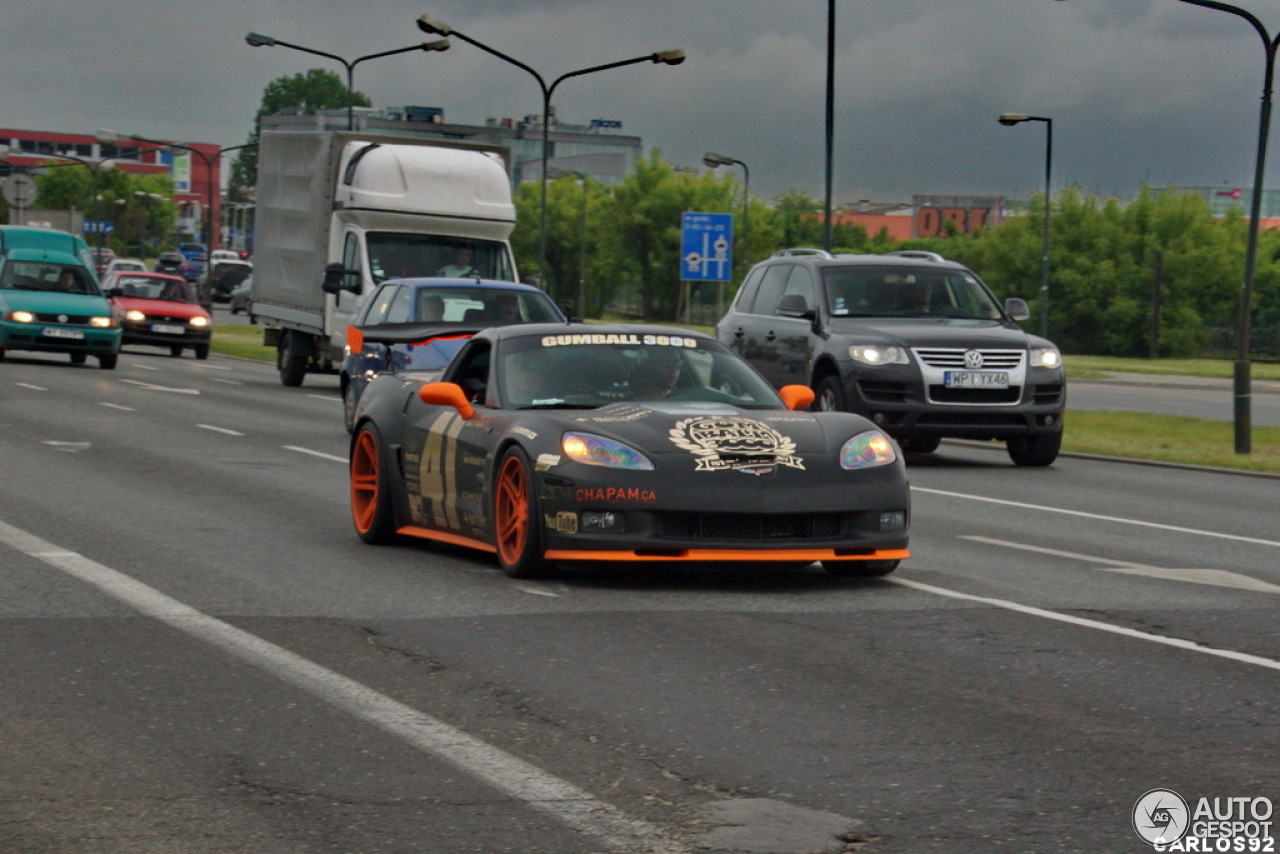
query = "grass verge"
(212, 324, 274, 361)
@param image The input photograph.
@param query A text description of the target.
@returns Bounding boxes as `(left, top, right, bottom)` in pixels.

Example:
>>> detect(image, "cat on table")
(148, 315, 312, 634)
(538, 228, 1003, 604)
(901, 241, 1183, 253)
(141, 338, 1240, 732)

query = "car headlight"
(1030, 346, 1061, 369)
(124, 310, 146, 323)
(562, 432, 655, 470)
(6, 310, 36, 324)
(840, 430, 898, 469)
(189, 315, 210, 328)
(849, 344, 909, 366)
(90, 316, 114, 328)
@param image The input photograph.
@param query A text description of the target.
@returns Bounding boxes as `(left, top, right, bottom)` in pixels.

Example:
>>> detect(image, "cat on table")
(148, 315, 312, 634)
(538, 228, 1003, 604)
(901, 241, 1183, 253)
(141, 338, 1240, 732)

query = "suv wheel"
(1007, 430, 1062, 467)
(899, 435, 942, 454)
(814, 376, 846, 412)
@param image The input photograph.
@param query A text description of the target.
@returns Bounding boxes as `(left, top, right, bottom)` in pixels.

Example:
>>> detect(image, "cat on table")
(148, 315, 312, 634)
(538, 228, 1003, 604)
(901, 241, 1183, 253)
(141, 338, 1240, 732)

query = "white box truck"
(251, 128, 519, 386)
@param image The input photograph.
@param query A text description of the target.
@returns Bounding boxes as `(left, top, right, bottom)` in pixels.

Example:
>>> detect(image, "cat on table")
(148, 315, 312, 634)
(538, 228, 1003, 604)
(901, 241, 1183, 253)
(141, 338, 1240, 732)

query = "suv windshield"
(367, 234, 515, 283)
(823, 265, 1004, 320)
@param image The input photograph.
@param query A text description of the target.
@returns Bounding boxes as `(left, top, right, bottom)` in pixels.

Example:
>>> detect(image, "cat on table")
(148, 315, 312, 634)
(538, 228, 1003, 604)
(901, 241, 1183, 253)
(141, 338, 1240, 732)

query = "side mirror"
(419, 381, 474, 420)
(776, 293, 816, 319)
(106, 287, 122, 297)
(1004, 297, 1031, 322)
(322, 262, 363, 296)
(779, 384, 815, 411)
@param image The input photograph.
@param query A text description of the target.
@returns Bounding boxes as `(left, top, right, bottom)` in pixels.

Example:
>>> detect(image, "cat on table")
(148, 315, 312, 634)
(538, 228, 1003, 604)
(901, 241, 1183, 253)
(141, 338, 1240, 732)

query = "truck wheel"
(1007, 430, 1062, 467)
(279, 333, 308, 387)
(814, 375, 846, 412)
(823, 559, 899, 577)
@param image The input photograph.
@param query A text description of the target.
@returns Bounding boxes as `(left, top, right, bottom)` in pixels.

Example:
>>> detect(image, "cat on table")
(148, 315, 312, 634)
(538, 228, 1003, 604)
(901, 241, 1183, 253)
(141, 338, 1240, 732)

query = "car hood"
(111, 297, 209, 319)
(1, 289, 110, 314)
(826, 315, 1031, 348)
(531, 401, 882, 460)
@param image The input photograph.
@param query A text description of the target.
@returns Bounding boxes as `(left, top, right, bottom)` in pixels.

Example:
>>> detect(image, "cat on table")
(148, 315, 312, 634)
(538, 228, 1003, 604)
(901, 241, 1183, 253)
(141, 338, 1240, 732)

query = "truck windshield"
(367, 234, 516, 284)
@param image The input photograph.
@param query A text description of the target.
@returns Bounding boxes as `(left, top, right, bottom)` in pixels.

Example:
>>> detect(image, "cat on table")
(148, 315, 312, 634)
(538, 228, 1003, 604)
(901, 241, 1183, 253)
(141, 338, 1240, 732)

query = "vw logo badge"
(58, 314, 69, 323)
(964, 350, 984, 369)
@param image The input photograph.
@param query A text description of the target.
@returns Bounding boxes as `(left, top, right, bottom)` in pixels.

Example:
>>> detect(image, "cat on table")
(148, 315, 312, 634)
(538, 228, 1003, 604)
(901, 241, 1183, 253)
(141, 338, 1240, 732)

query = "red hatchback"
(104, 272, 212, 359)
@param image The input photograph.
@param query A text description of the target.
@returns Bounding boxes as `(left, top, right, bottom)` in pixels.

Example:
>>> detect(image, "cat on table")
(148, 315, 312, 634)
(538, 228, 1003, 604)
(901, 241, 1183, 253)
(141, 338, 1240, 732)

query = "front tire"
(494, 447, 552, 579)
(1007, 429, 1062, 467)
(342, 382, 358, 434)
(350, 424, 398, 544)
(823, 559, 899, 577)
(899, 435, 942, 454)
(98, 353, 118, 370)
(70, 352, 88, 365)
(170, 345, 184, 358)
(194, 344, 210, 360)
(814, 375, 846, 412)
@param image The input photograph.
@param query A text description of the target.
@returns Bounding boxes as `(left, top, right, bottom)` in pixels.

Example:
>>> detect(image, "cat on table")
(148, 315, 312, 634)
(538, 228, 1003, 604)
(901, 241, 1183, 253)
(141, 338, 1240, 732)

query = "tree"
(228, 69, 370, 199)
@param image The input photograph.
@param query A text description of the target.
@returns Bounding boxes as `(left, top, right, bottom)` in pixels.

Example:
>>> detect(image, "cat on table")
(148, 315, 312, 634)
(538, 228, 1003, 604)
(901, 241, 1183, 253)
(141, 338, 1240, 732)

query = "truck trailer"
(250, 128, 519, 386)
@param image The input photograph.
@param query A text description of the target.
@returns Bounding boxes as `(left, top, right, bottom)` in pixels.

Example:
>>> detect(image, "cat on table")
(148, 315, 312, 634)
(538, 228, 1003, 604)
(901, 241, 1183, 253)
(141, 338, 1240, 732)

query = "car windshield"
(1, 262, 98, 295)
(366, 234, 516, 283)
(823, 265, 1004, 320)
(498, 334, 784, 410)
(113, 276, 197, 303)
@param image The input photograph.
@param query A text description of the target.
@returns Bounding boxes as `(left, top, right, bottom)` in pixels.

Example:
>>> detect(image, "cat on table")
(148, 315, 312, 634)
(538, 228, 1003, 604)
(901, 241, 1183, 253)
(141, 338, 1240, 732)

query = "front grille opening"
(658, 512, 845, 541)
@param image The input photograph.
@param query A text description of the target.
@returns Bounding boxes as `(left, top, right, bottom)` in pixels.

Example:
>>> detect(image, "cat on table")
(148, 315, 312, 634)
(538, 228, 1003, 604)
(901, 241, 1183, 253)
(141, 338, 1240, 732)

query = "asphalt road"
(1, 348, 1277, 853)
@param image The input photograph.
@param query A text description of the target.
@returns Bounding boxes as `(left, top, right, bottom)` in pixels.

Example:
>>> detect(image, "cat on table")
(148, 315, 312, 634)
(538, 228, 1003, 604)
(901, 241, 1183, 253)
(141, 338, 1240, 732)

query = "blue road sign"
(83, 221, 114, 235)
(680, 212, 733, 282)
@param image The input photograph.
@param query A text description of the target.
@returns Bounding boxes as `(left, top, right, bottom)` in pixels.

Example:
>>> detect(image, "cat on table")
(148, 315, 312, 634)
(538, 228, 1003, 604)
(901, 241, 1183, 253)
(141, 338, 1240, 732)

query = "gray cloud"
(3, 0, 1276, 203)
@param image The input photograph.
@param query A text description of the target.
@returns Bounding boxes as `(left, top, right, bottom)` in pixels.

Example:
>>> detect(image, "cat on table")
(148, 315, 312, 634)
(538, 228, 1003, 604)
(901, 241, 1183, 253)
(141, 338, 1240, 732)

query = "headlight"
(124, 310, 146, 323)
(840, 430, 898, 469)
(6, 310, 36, 323)
(562, 432, 655, 470)
(849, 344, 909, 366)
(90, 316, 115, 328)
(189, 315, 210, 328)
(1030, 347, 1062, 369)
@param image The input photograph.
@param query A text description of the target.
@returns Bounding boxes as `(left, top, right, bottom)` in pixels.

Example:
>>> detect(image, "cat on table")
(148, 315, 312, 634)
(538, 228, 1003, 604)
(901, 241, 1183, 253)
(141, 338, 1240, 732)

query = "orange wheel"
(351, 425, 396, 543)
(493, 447, 551, 578)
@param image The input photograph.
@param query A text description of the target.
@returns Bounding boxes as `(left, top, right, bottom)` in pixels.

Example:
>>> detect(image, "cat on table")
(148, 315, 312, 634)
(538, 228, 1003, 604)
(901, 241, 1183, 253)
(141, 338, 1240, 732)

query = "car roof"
(760, 249, 970, 271)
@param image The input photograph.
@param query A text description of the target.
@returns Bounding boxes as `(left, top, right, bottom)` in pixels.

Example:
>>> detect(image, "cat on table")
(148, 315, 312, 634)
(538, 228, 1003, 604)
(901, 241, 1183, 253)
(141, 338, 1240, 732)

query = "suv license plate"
(42, 327, 85, 340)
(944, 371, 1009, 388)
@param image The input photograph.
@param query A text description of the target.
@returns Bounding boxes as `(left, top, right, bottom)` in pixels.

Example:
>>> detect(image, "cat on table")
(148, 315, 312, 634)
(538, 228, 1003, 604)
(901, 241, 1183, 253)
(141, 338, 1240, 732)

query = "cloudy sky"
(5, 0, 1277, 203)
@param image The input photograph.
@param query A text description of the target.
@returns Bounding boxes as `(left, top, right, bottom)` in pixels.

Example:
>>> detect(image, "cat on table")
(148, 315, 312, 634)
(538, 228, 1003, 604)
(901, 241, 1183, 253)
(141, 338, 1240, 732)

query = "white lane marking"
(307, 393, 340, 402)
(913, 486, 1280, 548)
(889, 576, 1280, 673)
(100, 402, 136, 411)
(963, 536, 1280, 595)
(16, 382, 47, 391)
(129, 363, 163, 371)
(118, 378, 200, 395)
(197, 363, 233, 372)
(197, 424, 245, 437)
(283, 445, 347, 463)
(0, 519, 682, 853)
(513, 584, 563, 598)
(43, 441, 91, 452)
(210, 378, 243, 386)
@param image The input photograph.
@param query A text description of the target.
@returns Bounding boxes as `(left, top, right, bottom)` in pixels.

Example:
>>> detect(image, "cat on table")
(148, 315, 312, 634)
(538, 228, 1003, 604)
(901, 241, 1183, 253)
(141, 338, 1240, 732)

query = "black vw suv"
(717, 249, 1066, 466)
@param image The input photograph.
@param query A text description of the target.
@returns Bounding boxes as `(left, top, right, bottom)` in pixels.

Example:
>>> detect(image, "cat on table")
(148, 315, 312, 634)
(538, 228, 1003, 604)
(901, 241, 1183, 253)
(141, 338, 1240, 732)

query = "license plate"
(151, 324, 185, 335)
(42, 327, 84, 340)
(944, 371, 1009, 388)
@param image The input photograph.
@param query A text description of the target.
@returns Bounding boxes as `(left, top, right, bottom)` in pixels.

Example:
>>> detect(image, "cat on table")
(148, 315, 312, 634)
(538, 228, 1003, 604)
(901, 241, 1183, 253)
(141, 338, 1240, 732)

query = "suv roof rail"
(884, 250, 947, 263)
(772, 248, 833, 259)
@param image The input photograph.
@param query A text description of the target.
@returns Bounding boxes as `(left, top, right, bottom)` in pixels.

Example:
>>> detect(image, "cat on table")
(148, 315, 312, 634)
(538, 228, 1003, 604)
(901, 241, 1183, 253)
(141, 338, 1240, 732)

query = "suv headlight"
(1030, 347, 1062, 369)
(849, 345, 909, 366)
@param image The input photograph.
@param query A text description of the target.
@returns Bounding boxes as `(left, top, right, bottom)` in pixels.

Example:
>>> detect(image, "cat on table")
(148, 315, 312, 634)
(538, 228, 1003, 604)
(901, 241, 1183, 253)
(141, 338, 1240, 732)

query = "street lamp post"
(998, 113, 1053, 340)
(1167, 0, 1272, 454)
(417, 13, 684, 294)
(703, 151, 750, 318)
(245, 33, 451, 131)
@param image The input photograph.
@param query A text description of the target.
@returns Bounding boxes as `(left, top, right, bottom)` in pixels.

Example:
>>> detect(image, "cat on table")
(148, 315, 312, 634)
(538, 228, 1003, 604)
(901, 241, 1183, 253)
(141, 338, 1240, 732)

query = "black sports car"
(348, 323, 910, 578)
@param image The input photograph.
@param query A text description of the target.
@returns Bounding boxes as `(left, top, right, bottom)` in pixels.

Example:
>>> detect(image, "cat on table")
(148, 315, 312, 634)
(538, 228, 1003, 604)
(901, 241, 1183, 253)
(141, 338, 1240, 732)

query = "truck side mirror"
(322, 262, 363, 296)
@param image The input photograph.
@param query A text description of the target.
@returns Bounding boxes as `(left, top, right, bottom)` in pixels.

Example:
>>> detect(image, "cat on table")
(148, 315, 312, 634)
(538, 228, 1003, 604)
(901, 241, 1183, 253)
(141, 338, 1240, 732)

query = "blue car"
(341, 278, 564, 431)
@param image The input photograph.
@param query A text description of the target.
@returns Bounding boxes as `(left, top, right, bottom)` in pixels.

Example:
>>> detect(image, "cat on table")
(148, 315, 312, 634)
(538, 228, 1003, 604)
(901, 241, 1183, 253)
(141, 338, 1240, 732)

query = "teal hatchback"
(0, 226, 121, 369)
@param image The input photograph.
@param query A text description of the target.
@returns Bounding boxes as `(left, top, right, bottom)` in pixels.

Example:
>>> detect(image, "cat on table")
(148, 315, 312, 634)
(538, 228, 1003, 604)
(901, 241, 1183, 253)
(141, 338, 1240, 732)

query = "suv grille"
(915, 348, 1024, 369)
